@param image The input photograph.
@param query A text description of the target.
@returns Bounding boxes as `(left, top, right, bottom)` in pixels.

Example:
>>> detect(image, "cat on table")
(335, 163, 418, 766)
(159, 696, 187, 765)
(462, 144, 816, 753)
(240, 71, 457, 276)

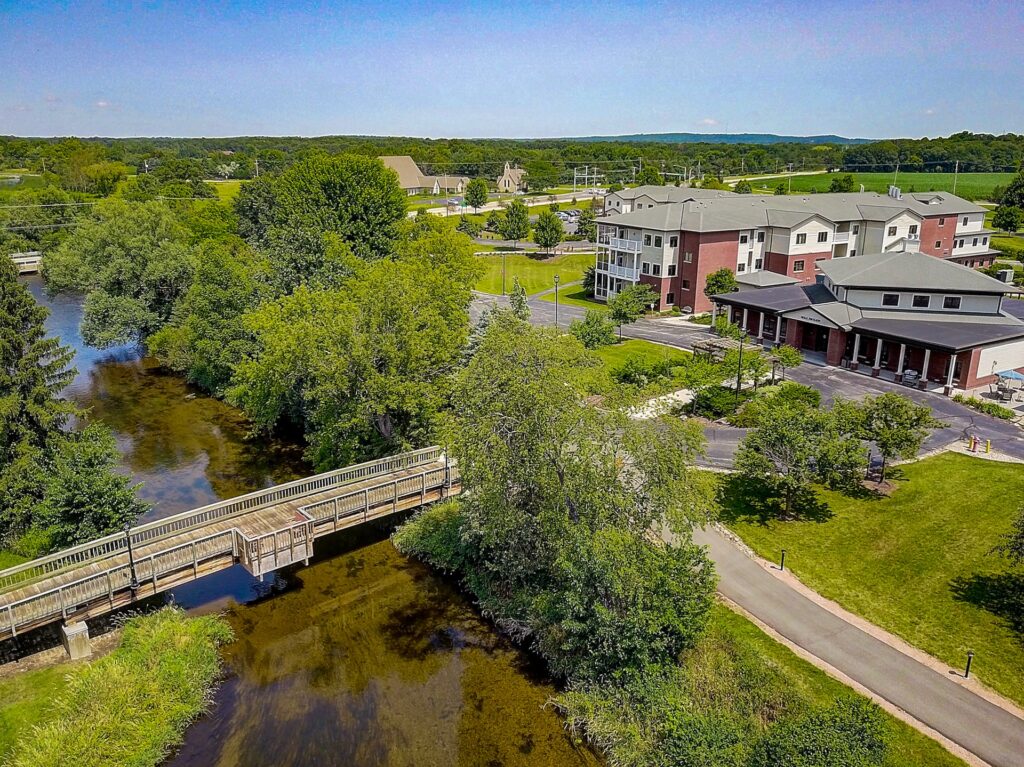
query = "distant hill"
(570, 132, 872, 145)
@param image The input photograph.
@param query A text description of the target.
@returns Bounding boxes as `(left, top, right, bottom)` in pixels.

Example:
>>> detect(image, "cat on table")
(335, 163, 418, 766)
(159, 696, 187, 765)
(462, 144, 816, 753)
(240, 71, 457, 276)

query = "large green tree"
(498, 199, 530, 251)
(703, 267, 739, 300)
(853, 393, 942, 480)
(443, 313, 716, 681)
(533, 210, 564, 253)
(230, 225, 481, 467)
(609, 283, 659, 337)
(993, 205, 1023, 234)
(464, 177, 489, 211)
(45, 200, 197, 348)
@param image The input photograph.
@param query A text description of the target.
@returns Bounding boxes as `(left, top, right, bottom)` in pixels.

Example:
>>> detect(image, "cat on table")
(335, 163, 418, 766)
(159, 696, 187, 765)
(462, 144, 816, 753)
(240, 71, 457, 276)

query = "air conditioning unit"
(996, 269, 1014, 283)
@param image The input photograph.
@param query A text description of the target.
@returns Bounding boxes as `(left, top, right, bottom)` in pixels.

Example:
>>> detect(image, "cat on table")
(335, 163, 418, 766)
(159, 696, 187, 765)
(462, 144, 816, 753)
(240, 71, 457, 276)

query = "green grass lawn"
(0, 551, 27, 569)
(747, 172, 1013, 201)
(0, 664, 70, 762)
(715, 606, 966, 767)
(474, 251, 594, 295)
(722, 452, 1024, 706)
(211, 180, 243, 202)
(539, 283, 606, 311)
(591, 338, 689, 370)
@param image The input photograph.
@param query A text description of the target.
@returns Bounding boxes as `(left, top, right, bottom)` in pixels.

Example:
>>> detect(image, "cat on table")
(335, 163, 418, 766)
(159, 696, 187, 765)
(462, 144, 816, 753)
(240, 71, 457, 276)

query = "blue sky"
(2, 0, 1021, 139)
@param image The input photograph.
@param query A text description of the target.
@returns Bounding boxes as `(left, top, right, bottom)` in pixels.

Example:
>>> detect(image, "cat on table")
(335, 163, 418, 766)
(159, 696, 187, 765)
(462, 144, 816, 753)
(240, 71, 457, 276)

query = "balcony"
(833, 230, 851, 244)
(598, 235, 642, 254)
(598, 263, 640, 281)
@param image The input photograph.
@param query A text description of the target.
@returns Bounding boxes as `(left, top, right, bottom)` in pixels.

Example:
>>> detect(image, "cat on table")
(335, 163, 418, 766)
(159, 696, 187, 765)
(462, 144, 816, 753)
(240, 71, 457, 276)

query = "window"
(683, 251, 693, 263)
(654, 235, 663, 248)
(652, 264, 661, 276)
(669, 235, 678, 247)
(957, 239, 964, 248)
(850, 249, 857, 257)
(973, 237, 979, 247)
(740, 234, 749, 244)
(983, 236, 989, 245)
(939, 217, 945, 227)
(962, 216, 969, 226)
(737, 263, 746, 273)
(793, 260, 805, 272)
(887, 225, 897, 236)
(796, 233, 807, 244)
(641, 262, 650, 275)
(644, 234, 652, 246)
(757, 231, 765, 243)
(682, 279, 690, 290)
(755, 258, 763, 269)
(909, 224, 918, 236)
(912, 295, 930, 308)
(667, 264, 677, 276)
(882, 293, 900, 307)
(935, 241, 942, 249)
(817, 231, 828, 243)
(852, 224, 860, 235)
(666, 293, 674, 305)
(943, 296, 962, 310)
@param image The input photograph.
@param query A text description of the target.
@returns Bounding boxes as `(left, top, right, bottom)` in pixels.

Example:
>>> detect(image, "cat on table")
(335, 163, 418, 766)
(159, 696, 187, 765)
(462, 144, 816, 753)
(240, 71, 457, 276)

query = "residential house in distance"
(497, 162, 526, 193)
(709, 250, 1024, 393)
(379, 155, 469, 195)
(595, 185, 998, 313)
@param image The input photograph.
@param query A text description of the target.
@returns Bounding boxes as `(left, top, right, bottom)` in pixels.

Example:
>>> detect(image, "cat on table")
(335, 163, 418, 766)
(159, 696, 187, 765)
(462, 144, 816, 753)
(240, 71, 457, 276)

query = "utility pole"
(893, 161, 900, 188)
(255, 156, 259, 178)
(952, 160, 959, 195)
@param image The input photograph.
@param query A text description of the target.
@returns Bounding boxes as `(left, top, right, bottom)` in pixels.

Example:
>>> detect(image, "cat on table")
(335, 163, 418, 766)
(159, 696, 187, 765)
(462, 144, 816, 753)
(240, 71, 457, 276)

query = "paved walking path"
(692, 525, 1024, 767)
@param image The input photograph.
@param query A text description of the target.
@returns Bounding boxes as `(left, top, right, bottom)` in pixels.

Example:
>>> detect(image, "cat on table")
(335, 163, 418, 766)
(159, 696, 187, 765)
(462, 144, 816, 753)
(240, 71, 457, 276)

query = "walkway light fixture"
(735, 332, 746, 409)
(554, 274, 560, 329)
(780, 549, 786, 572)
(965, 650, 974, 679)
(124, 521, 139, 593)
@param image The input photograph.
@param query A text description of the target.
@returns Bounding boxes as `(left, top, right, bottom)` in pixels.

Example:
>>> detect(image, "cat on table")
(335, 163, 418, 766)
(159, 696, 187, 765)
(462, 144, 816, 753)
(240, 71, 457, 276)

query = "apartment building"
(595, 186, 998, 313)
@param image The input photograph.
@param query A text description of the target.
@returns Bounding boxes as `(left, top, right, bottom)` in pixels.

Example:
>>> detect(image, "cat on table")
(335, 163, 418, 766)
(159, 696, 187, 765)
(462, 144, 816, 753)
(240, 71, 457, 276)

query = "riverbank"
(0, 608, 232, 766)
(394, 501, 966, 766)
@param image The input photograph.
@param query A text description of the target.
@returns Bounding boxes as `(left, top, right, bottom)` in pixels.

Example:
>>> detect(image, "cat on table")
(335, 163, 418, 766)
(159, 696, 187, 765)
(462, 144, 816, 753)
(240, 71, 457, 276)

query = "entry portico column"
(742, 307, 749, 333)
(850, 333, 861, 371)
(944, 352, 958, 396)
(775, 316, 783, 344)
(757, 312, 766, 341)
(895, 343, 907, 383)
(871, 338, 883, 377)
(710, 302, 718, 329)
(919, 348, 931, 390)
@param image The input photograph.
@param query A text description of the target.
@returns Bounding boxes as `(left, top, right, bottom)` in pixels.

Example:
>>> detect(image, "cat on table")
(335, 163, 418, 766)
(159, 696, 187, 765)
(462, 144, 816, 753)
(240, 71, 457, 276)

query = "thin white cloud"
(43, 94, 61, 104)
(924, 107, 937, 115)
(94, 100, 112, 109)
(698, 117, 719, 127)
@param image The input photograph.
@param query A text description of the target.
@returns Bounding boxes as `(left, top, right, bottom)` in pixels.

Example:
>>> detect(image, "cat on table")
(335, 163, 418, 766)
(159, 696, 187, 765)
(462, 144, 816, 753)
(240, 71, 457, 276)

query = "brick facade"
(919, 215, 955, 259)
(679, 230, 739, 313)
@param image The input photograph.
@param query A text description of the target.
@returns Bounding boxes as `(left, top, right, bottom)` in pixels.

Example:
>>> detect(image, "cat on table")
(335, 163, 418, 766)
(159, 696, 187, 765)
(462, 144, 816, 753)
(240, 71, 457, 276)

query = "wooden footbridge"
(0, 447, 458, 642)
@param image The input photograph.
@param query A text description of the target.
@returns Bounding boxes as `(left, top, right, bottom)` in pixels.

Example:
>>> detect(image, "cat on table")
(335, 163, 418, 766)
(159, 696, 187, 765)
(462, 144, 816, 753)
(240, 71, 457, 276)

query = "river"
(23, 276, 599, 766)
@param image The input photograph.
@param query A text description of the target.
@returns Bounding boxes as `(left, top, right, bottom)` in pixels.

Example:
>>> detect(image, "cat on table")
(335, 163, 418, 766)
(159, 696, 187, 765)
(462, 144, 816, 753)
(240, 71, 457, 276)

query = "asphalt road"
(693, 526, 1024, 767)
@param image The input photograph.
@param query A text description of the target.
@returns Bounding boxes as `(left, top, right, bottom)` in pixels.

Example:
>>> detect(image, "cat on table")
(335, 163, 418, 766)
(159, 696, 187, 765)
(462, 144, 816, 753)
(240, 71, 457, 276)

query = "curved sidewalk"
(693, 526, 1024, 767)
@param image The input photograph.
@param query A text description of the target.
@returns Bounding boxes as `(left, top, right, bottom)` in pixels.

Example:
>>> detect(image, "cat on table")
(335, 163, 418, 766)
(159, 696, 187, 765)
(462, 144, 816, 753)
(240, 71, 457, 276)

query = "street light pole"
(501, 252, 507, 296)
(554, 274, 560, 329)
(735, 333, 746, 408)
(124, 522, 139, 593)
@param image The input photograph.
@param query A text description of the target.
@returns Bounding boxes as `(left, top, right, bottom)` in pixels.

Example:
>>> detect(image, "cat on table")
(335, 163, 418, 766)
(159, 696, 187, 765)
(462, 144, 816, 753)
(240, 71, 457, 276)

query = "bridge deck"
(0, 455, 456, 639)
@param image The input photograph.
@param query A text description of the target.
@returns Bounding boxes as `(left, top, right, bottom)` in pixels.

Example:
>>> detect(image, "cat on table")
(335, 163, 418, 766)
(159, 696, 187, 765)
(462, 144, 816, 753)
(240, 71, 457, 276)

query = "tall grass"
(7, 607, 232, 767)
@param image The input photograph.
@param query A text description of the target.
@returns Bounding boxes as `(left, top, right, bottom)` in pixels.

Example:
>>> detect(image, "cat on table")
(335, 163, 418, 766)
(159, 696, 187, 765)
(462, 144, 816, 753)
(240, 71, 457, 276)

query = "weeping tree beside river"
(0, 257, 148, 557)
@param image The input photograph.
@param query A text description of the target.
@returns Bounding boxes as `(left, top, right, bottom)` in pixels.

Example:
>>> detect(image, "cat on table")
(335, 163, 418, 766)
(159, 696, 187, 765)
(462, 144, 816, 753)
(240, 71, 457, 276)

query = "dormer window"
(887, 226, 897, 236)
(796, 233, 807, 244)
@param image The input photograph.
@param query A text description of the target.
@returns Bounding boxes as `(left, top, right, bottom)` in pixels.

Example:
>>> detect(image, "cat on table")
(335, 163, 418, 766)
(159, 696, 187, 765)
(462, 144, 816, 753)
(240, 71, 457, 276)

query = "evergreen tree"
(509, 276, 531, 320)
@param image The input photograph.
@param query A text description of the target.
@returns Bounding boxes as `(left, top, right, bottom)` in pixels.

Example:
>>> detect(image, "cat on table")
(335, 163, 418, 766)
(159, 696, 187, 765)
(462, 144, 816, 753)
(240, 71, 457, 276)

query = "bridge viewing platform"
(0, 447, 458, 648)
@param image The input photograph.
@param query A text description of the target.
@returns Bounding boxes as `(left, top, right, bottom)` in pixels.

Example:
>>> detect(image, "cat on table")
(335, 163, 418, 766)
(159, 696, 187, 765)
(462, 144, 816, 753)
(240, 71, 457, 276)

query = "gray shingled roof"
(613, 184, 736, 203)
(850, 317, 1024, 352)
(598, 190, 984, 234)
(736, 271, 800, 288)
(817, 250, 1021, 294)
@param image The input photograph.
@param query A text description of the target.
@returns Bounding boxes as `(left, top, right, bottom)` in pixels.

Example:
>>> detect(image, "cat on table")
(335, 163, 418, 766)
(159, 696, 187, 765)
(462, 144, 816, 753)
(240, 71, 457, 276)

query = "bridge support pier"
(61, 621, 92, 660)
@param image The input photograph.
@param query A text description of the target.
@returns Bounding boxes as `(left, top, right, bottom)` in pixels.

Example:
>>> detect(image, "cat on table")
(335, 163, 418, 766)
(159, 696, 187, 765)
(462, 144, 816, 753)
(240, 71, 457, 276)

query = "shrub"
(693, 386, 750, 420)
(391, 500, 468, 572)
(690, 313, 713, 325)
(750, 697, 888, 767)
(612, 355, 675, 387)
(570, 309, 616, 349)
(455, 215, 482, 237)
(952, 393, 1016, 420)
(729, 383, 821, 427)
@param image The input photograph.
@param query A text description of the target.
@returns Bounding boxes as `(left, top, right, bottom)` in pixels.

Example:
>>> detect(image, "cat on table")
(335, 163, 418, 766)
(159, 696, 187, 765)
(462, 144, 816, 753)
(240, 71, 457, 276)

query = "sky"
(2, 0, 1022, 139)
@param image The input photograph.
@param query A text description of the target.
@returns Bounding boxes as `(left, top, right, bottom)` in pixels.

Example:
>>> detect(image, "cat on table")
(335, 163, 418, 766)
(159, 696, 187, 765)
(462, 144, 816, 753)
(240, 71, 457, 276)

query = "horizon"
(3, 0, 1022, 138)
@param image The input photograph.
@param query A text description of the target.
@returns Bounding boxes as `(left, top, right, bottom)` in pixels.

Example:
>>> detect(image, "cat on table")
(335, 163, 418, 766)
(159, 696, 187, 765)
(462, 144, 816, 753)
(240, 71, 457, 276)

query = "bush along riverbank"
(1, 608, 232, 767)
(394, 312, 965, 767)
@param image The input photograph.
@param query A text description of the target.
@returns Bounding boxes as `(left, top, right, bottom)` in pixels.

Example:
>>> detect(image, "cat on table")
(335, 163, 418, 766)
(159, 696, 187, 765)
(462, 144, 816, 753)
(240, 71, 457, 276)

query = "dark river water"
(23, 275, 598, 767)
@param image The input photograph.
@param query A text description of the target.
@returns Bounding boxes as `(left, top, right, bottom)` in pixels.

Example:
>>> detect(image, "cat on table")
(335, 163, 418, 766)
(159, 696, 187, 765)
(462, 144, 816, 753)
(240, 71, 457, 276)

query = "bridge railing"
(0, 446, 444, 593)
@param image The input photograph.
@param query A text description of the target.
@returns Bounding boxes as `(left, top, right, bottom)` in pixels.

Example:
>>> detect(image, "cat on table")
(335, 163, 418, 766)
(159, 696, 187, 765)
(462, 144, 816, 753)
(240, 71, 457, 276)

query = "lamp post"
(965, 651, 974, 679)
(554, 274, 560, 329)
(735, 333, 746, 409)
(501, 251, 507, 296)
(124, 522, 139, 593)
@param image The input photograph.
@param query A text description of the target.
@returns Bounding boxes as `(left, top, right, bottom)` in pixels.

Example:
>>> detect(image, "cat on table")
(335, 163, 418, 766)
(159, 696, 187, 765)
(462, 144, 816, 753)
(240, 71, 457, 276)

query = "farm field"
(746, 172, 1013, 201)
